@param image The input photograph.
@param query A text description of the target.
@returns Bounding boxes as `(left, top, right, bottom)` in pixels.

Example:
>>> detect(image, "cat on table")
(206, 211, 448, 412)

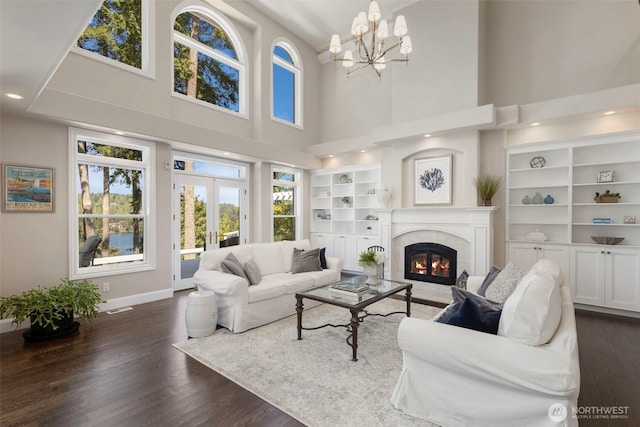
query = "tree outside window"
(272, 168, 300, 241)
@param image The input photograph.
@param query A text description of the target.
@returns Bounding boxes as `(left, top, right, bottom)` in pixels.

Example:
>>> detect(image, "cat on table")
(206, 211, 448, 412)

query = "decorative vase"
(532, 192, 543, 204)
(362, 264, 380, 285)
(544, 194, 554, 204)
(522, 195, 531, 205)
(377, 185, 391, 208)
(480, 199, 492, 206)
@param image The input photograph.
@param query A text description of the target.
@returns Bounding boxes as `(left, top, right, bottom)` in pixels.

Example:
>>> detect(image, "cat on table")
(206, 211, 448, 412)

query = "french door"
(173, 175, 245, 291)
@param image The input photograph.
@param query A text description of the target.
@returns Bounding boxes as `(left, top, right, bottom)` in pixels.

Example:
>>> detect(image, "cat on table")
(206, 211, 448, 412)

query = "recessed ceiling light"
(114, 131, 125, 135)
(604, 110, 616, 115)
(424, 134, 432, 138)
(360, 149, 366, 153)
(223, 152, 230, 155)
(6, 93, 23, 100)
(328, 154, 334, 158)
(531, 122, 540, 127)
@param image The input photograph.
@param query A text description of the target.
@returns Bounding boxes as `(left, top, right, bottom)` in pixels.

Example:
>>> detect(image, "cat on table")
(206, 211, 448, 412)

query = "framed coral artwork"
(415, 155, 452, 205)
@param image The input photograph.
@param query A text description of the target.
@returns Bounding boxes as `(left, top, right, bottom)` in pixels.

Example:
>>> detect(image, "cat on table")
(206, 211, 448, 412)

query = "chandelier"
(328, 0, 413, 78)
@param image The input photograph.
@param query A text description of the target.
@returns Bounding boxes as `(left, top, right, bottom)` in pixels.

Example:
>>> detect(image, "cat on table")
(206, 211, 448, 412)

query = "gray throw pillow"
(291, 248, 322, 274)
(484, 263, 526, 303)
(477, 265, 502, 297)
(220, 252, 248, 281)
(244, 259, 262, 285)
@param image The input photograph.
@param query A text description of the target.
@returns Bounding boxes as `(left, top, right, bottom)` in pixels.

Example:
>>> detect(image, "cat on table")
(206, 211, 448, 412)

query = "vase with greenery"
(359, 250, 386, 285)
(341, 196, 352, 207)
(474, 175, 503, 206)
(0, 278, 104, 340)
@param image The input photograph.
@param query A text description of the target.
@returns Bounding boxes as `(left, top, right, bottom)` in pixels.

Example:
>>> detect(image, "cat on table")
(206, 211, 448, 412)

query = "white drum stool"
(185, 290, 217, 338)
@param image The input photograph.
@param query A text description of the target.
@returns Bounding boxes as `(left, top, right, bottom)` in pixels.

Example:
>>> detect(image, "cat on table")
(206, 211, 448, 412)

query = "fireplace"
(404, 243, 457, 285)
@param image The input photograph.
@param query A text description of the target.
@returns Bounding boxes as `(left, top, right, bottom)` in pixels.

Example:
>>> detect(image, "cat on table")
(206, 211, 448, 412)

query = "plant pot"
(362, 264, 381, 285)
(596, 197, 619, 203)
(479, 199, 492, 206)
(24, 311, 79, 341)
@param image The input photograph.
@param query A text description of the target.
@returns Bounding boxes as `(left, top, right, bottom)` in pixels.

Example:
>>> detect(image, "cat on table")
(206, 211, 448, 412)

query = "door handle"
(209, 231, 212, 244)
(215, 231, 219, 244)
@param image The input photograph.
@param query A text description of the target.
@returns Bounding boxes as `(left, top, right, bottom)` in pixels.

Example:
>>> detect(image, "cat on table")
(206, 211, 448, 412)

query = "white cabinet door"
(333, 235, 358, 270)
(606, 248, 640, 312)
(570, 246, 607, 306)
(309, 233, 335, 256)
(507, 242, 540, 271)
(507, 243, 569, 281)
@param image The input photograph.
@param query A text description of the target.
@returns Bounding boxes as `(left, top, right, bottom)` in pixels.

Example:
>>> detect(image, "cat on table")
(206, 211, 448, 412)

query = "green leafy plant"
(0, 278, 105, 330)
(341, 196, 352, 205)
(359, 250, 386, 267)
(474, 175, 503, 202)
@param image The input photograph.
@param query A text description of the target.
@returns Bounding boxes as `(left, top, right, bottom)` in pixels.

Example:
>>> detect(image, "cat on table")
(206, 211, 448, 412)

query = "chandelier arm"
(346, 62, 373, 75)
(377, 40, 403, 59)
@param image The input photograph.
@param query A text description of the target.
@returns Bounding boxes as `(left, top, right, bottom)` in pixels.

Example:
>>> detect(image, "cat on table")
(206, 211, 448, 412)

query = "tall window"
(272, 167, 301, 241)
(69, 128, 155, 278)
(173, 7, 246, 115)
(75, 0, 153, 74)
(272, 40, 302, 127)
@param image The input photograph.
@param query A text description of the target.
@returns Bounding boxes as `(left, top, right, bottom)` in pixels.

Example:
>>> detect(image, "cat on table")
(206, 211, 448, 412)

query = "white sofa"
(193, 239, 342, 333)
(391, 259, 580, 427)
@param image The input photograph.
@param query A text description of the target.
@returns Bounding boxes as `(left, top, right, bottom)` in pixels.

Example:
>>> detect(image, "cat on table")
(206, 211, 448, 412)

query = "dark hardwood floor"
(1, 290, 638, 426)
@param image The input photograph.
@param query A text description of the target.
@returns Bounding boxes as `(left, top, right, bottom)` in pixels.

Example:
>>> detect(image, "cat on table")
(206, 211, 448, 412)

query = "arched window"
(272, 40, 302, 127)
(173, 7, 246, 115)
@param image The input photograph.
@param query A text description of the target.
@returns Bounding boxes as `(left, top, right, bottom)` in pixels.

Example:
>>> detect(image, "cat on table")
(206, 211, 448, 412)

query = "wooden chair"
(367, 245, 385, 279)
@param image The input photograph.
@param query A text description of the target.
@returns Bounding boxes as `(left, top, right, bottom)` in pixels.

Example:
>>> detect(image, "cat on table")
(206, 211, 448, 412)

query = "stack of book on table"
(328, 282, 370, 301)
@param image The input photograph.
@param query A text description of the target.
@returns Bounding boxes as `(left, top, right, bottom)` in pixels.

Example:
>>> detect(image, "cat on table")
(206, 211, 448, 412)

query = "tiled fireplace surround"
(376, 207, 497, 286)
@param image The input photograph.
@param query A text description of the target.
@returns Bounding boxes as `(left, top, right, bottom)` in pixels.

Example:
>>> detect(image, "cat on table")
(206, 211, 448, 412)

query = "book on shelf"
(330, 282, 369, 294)
(592, 217, 612, 224)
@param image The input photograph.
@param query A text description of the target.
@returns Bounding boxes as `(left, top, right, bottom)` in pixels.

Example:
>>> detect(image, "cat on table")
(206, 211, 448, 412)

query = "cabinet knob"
(601, 251, 605, 254)
(607, 251, 611, 255)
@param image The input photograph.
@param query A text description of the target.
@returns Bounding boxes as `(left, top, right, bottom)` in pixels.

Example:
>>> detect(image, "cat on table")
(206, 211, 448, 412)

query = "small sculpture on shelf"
(594, 190, 620, 203)
(543, 195, 554, 204)
(532, 192, 543, 204)
(341, 196, 352, 207)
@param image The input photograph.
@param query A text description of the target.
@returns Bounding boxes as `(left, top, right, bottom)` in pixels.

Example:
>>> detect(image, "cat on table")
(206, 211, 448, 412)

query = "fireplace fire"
(404, 243, 457, 285)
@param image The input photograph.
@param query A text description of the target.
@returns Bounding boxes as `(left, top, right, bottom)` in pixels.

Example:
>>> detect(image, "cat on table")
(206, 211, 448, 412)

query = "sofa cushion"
(247, 280, 287, 303)
(292, 268, 340, 289)
(477, 265, 502, 297)
(251, 242, 287, 276)
(498, 270, 562, 346)
(261, 272, 315, 295)
(200, 245, 252, 271)
(444, 297, 502, 334)
(436, 287, 502, 324)
(484, 263, 526, 303)
(291, 248, 322, 274)
(281, 239, 312, 272)
(243, 259, 262, 285)
(220, 253, 249, 281)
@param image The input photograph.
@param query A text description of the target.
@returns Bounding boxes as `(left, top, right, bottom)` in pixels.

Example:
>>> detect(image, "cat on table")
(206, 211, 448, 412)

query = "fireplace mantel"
(376, 207, 497, 278)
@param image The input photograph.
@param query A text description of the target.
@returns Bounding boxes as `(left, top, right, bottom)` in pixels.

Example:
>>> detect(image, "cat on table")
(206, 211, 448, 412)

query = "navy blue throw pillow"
(444, 297, 502, 335)
(319, 247, 328, 269)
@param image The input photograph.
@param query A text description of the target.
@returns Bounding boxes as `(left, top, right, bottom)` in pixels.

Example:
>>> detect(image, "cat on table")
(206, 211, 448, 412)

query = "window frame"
(271, 38, 303, 128)
(68, 128, 156, 279)
(72, 0, 156, 79)
(171, 4, 248, 118)
(271, 165, 302, 242)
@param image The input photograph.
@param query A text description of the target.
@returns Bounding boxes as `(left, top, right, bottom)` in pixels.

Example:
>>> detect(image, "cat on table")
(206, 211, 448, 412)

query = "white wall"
(31, 0, 322, 167)
(0, 114, 173, 303)
(484, 0, 640, 107)
(320, 0, 481, 143)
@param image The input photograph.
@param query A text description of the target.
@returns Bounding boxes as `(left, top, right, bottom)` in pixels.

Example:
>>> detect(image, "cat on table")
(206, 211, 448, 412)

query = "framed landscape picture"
(2, 164, 55, 212)
(415, 155, 452, 205)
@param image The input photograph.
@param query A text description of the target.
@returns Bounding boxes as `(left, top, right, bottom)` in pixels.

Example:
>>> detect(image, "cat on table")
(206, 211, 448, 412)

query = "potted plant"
(594, 190, 621, 203)
(341, 196, 352, 208)
(474, 175, 503, 206)
(0, 278, 104, 341)
(359, 250, 386, 285)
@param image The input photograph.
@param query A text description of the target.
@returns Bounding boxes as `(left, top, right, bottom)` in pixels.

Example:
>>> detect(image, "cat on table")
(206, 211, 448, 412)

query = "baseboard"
(1, 288, 174, 335)
(574, 303, 640, 319)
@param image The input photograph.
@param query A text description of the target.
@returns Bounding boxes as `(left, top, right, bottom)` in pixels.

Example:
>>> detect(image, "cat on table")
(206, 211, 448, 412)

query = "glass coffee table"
(295, 276, 412, 361)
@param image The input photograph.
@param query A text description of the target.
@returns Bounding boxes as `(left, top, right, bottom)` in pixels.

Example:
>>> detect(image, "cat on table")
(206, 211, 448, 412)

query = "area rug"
(173, 298, 441, 427)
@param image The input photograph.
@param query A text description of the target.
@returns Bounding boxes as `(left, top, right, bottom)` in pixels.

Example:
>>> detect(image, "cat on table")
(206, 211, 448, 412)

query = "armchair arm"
(193, 270, 249, 297)
(325, 256, 343, 272)
(397, 317, 578, 396)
